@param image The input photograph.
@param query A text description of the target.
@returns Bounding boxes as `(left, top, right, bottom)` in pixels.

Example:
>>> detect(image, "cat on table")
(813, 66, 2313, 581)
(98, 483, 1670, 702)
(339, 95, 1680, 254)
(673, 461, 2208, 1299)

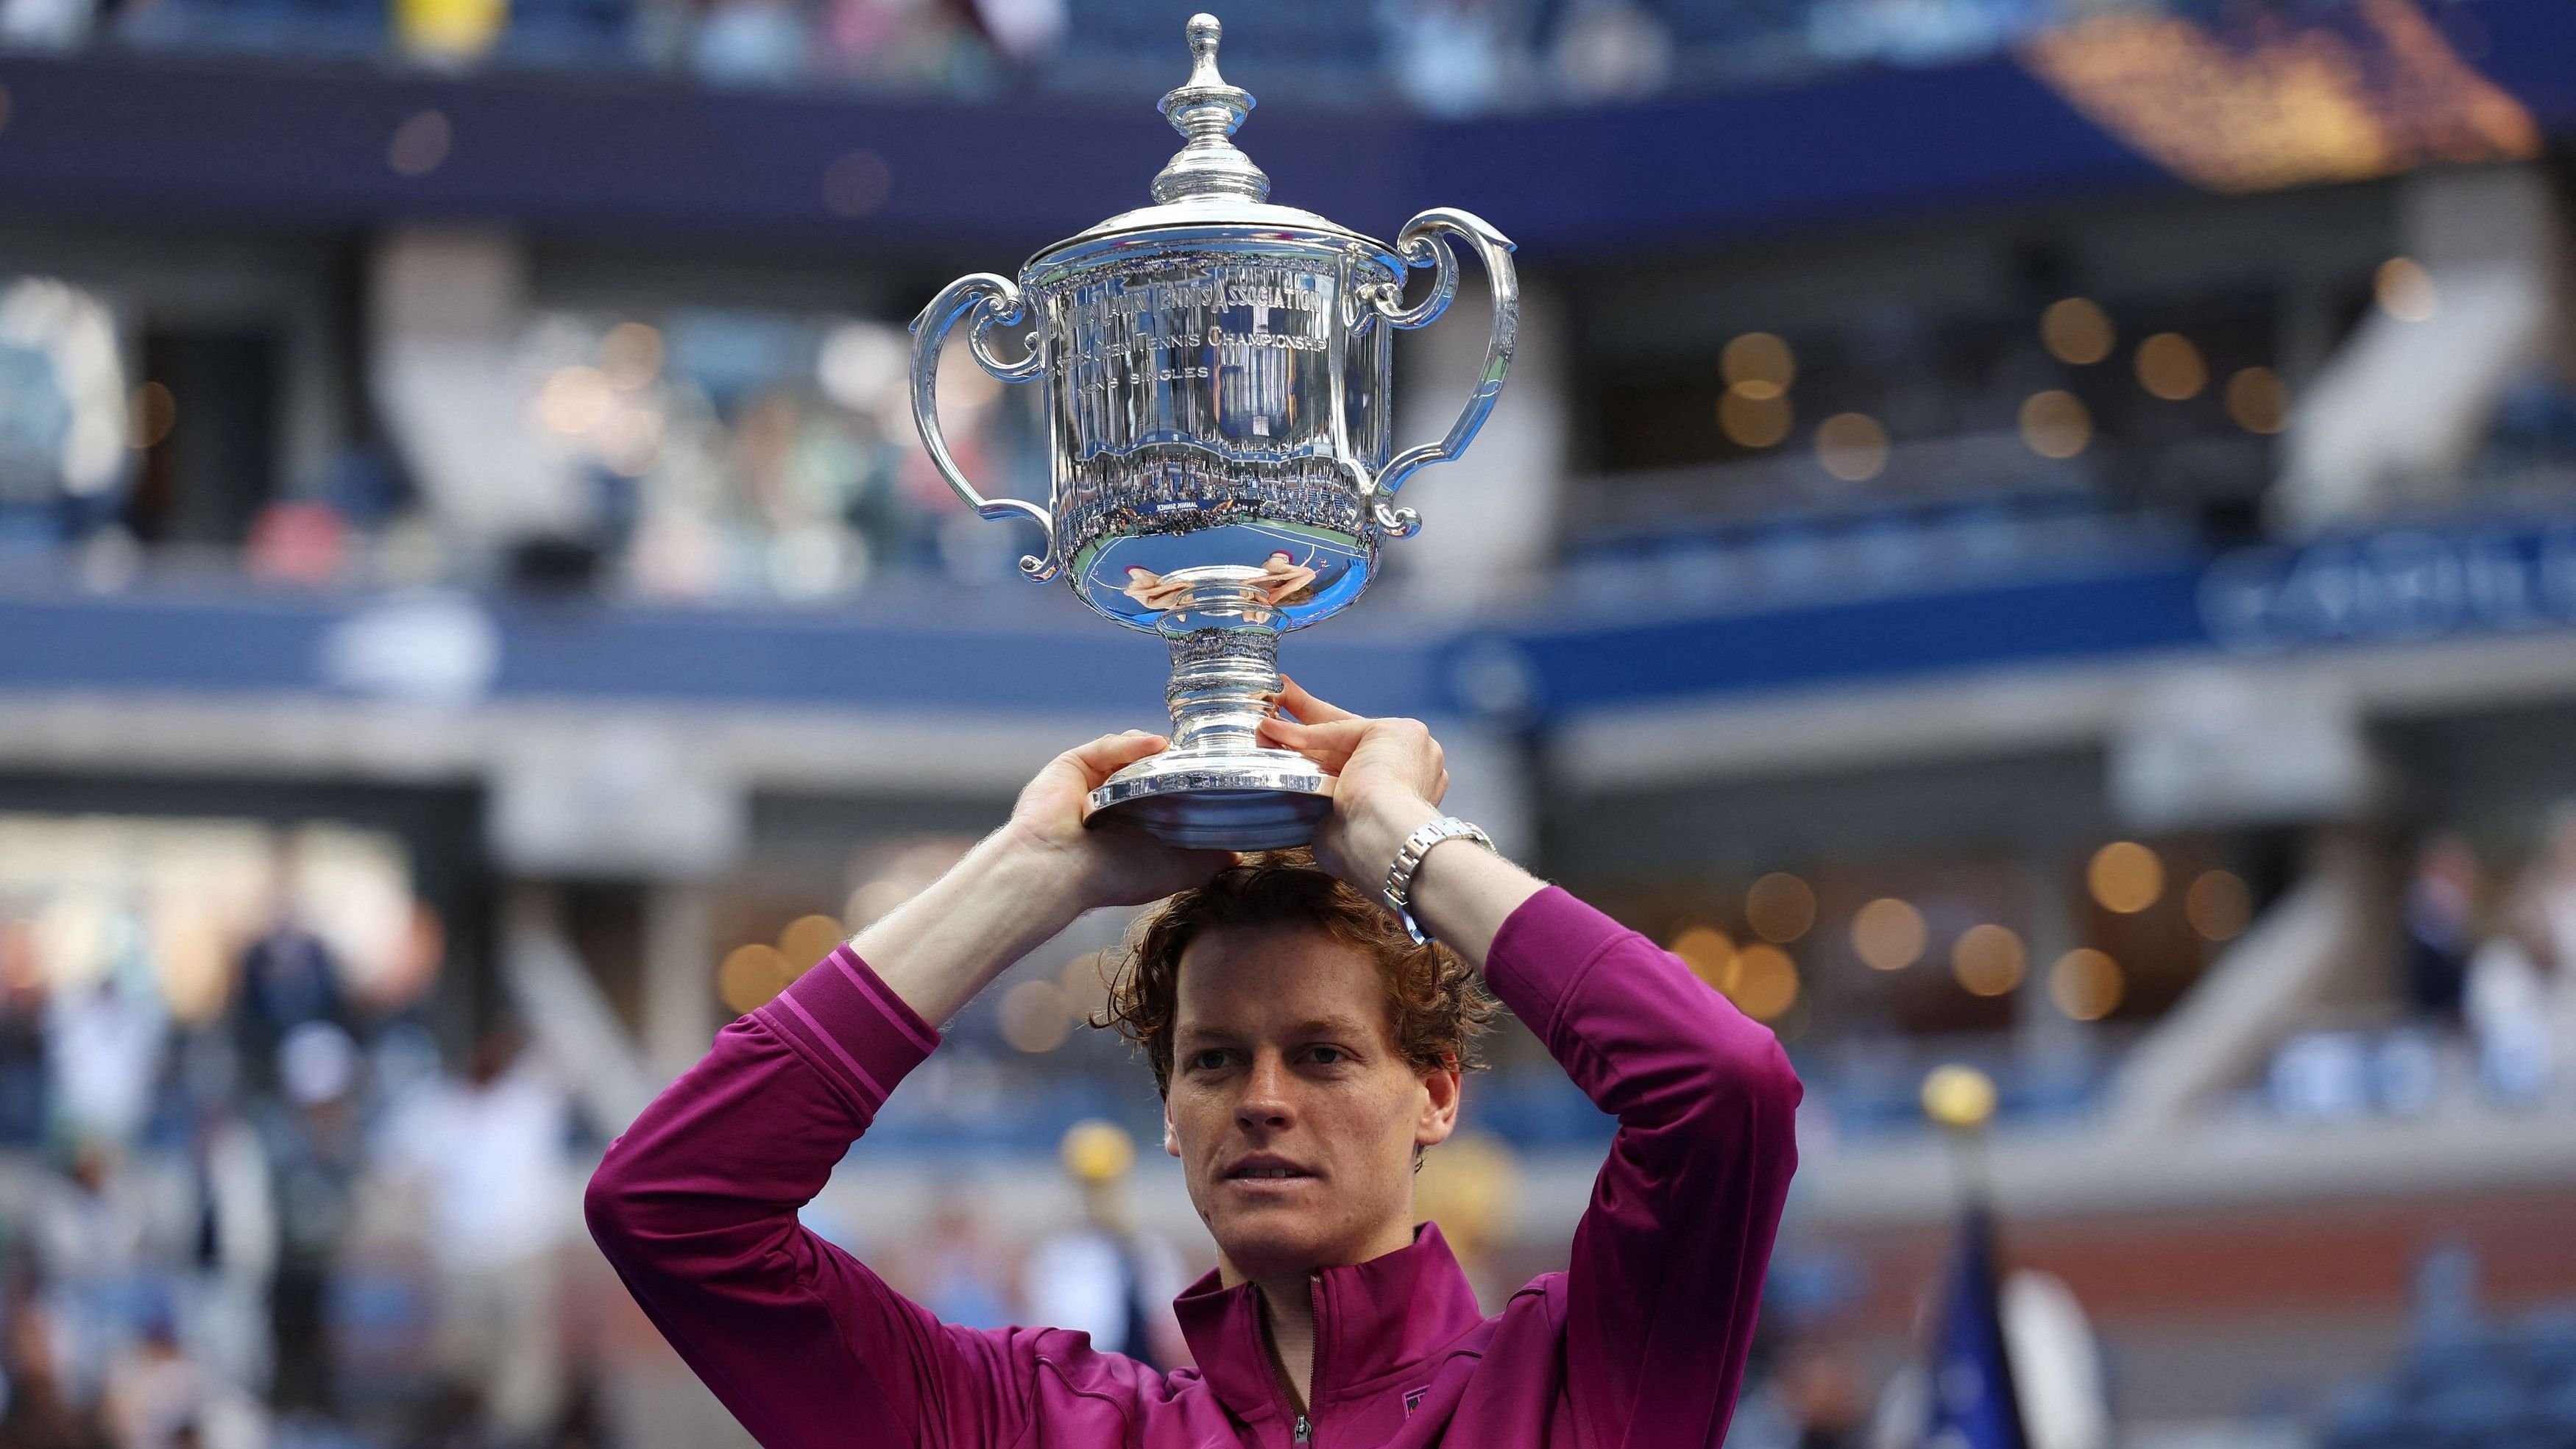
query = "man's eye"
(1308, 1046, 1345, 1065)
(1189, 1049, 1231, 1071)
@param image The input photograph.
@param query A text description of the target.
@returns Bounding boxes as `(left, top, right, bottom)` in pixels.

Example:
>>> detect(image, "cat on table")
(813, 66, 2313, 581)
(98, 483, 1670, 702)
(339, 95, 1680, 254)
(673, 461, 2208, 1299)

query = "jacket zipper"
(1298, 1273, 1325, 1446)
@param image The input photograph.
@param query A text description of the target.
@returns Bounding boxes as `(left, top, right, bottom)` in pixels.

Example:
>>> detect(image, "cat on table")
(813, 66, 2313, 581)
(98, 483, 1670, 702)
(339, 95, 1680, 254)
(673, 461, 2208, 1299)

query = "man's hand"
(1256, 679, 1447, 896)
(1257, 681, 1544, 966)
(999, 731, 1236, 910)
(860, 731, 1232, 1026)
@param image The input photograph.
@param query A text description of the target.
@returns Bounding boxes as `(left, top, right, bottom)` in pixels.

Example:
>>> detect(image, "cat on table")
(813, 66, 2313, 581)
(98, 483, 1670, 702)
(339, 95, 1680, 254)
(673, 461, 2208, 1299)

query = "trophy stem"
(1083, 573, 1335, 850)
(1164, 626, 1281, 758)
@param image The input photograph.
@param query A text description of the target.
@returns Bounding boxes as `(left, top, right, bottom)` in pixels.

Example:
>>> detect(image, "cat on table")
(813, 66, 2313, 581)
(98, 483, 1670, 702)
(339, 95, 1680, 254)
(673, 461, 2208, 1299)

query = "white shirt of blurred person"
(377, 1030, 573, 1445)
(1024, 1124, 1188, 1369)
(2522, 803, 2576, 1047)
(2463, 804, 2576, 1106)
(49, 947, 169, 1149)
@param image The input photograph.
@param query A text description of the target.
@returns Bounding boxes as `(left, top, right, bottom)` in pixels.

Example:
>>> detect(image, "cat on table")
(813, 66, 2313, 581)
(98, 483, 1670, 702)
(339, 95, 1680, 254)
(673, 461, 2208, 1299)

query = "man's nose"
(1235, 1052, 1295, 1130)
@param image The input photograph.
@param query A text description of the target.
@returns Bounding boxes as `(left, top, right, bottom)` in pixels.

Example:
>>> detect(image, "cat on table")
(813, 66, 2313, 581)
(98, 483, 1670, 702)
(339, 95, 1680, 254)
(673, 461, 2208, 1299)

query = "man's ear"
(1416, 1061, 1462, 1149)
(1164, 1104, 1181, 1158)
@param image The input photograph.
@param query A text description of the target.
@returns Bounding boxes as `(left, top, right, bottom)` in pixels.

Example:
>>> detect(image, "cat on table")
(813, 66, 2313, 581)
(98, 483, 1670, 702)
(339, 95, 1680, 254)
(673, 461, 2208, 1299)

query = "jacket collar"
(1171, 1222, 1485, 1425)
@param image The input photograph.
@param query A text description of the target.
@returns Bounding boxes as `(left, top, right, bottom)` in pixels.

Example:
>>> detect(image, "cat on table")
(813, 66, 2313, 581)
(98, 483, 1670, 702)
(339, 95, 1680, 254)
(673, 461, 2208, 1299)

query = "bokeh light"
(1669, 924, 1738, 989)
(999, 978, 1072, 1052)
(776, 913, 847, 968)
(2088, 841, 2165, 913)
(1721, 332, 1796, 394)
(600, 322, 665, 391)
(2135, 333, 2208, 400)
(1922, 1063, 1997, 1130)
(1850, 897, 1925, 971)
(718, 943, 796, 1015)
(822, 149, 894, 217)
(2187, 869, 2254, 940)
(2019, 389, 2092, 458)
(1745, 874, 1816, 943)
(2040, 297, 2115, 364)
(2226, 366, 2290, 433)
(536, 366, 613, 436)
(2049, 947, 2126, 1021)
(1815, 413, 1889, 481)
(2376, 257, 2438, 321)
(127, 381, 177, 450)
(387, 110, 452, 177)
(1719, 386, 1793, 447)
(1952, 924, 2026, 997)
(1725, 943, 1801, 1021)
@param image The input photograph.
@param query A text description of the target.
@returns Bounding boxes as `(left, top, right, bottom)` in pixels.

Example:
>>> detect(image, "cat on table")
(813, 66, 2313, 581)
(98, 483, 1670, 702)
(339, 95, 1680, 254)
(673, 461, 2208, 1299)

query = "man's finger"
(1273, 676, 1359, 725)
(1064, 731, 1168, 786)
(1257, 715, 1363, 771)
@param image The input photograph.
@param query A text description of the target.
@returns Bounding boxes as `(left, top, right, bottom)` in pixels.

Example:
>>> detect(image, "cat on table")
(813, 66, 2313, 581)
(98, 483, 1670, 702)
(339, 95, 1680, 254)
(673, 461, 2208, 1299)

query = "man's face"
(1164, 924, 1459, 1283)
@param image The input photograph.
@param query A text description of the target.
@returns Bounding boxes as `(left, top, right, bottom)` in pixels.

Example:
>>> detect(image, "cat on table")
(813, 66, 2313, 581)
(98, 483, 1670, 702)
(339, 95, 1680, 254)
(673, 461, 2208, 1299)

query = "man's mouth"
(1222, 1154, 1315, 1181)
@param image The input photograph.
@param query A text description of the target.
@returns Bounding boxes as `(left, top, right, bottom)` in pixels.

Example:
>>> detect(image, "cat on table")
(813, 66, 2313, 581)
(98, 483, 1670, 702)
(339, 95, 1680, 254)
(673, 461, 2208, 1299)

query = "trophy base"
(1085, 747, 1336, 851)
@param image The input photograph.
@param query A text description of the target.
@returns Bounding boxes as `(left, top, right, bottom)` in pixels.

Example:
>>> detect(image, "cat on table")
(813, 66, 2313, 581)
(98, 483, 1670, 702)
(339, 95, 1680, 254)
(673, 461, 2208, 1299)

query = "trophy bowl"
(910, 13, 1517, 849)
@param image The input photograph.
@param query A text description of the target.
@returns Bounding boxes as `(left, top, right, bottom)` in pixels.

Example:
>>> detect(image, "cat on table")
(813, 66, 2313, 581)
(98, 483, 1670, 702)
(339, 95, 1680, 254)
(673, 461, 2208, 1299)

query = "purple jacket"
(587, 886, 1801, 1448)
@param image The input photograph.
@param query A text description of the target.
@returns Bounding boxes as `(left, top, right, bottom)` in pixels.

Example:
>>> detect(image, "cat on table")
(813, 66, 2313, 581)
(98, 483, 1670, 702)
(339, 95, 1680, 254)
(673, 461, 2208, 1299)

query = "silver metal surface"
(907, 12, 1519, 848)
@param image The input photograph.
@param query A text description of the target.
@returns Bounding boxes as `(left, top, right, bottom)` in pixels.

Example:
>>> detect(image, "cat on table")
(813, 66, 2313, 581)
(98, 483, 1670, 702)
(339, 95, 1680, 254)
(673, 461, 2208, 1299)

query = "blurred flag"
(1921, 1208, 2028, 1449)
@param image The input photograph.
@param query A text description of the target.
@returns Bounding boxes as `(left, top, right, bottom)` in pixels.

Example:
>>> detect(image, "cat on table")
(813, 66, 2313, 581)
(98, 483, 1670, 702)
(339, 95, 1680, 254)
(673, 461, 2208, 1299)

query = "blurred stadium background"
(0, 0, 2571, 1446)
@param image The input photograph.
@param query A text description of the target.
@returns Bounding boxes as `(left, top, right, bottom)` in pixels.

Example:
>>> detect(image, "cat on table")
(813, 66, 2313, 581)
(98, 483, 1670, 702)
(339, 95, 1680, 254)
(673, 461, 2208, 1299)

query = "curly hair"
(1094, 849, 1499, 1098)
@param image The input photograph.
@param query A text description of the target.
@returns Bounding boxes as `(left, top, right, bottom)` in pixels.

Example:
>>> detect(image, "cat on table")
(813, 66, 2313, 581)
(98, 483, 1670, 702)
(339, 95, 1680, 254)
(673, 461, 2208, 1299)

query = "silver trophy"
(910, 13, 1517, 849)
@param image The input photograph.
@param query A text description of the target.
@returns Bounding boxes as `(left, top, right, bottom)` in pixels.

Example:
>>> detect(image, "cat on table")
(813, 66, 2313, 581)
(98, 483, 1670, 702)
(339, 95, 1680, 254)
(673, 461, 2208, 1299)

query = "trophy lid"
(1036, 14, 1394, 263)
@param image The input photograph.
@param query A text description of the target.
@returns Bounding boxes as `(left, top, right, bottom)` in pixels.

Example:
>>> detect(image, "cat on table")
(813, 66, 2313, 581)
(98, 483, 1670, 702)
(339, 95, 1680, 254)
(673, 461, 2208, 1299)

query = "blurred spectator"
(910, 1192, 1017, 1331)
(242, 503, 351, 588)
(970, 0, 1062, 65)
(1774, 1339, 1864, 1449)
(233, 883, 351, 1103)
(32, 1144, 174, 1414)
(1545, 0, 1668, 101)
(1, 1292, 110, 1449)
(1, 923, 52, 1147)
(1385, 0, 1524, 117)
(689, 0, 807, 85)
(172, 1097, 277, 1398)
(2401, 832, 2480, 1021)
(1021, 1123, 1185, 1368)
(259, 1023, 365, 1420)
(46, 959, 168, 1154)
(375, 1028, 573, 1449)
(100, 1313, 263, 1449)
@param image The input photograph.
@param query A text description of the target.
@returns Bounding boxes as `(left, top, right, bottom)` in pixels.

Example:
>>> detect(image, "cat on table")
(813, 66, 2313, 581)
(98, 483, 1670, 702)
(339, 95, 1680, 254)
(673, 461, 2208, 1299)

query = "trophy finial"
(1152, 12, 1270, 205)
(1186, 13, 1222, 74)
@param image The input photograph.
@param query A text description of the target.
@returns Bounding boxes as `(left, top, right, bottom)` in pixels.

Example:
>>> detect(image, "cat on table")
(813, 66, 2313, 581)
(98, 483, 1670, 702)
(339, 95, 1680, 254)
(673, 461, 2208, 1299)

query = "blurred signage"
(2110, 667, 2378, 831)
(487, 724, 746, 878)
(319, 593, 501, 706)
(2022, 0, 2538, 194)
(2198, 522, 2576, 655)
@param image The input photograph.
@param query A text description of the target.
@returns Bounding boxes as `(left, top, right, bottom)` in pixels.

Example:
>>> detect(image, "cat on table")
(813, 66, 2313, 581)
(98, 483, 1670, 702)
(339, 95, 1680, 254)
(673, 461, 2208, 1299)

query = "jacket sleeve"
(1481, 887, 1802, 1449)
(584, 946, 1036, 1449)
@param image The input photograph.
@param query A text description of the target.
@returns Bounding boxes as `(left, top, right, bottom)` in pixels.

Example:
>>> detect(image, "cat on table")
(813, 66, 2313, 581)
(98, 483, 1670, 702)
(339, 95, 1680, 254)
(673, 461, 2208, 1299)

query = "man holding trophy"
(587, 17, 1799, 1447)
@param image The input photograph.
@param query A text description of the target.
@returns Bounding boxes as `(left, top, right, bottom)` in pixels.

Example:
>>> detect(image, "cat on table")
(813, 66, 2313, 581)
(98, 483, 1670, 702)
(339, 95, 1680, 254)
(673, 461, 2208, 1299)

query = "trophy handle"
(909, 272, 1059, 580)
(1365, 208, 1518, 539)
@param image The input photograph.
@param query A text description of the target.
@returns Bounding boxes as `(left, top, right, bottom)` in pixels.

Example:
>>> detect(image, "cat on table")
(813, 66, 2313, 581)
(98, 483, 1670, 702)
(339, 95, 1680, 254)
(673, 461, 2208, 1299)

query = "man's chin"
(1209, 1211, 1342, 1280)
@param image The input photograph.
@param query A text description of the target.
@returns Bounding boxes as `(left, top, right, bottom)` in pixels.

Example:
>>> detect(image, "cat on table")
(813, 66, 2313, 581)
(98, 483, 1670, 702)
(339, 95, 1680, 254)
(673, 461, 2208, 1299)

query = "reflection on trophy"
(910, 13, 1518, 848)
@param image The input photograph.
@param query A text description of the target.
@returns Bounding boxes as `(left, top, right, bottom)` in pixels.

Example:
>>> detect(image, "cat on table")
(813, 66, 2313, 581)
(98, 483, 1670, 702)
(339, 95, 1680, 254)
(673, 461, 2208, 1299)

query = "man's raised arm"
(584, 731, 1227, 1449)
(1262, 687, 1802, 1449)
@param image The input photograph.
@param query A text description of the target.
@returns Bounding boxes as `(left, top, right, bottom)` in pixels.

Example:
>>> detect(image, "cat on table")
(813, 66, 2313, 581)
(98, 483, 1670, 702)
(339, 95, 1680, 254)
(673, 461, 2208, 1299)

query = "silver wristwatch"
(1382, 815, 1496, 946)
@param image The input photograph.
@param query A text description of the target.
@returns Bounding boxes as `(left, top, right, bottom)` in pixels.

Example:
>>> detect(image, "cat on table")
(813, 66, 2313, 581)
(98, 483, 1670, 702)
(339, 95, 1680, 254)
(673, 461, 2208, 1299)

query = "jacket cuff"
(751, 945, 941, 1117)
(1481, 885, 1634, 1045)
